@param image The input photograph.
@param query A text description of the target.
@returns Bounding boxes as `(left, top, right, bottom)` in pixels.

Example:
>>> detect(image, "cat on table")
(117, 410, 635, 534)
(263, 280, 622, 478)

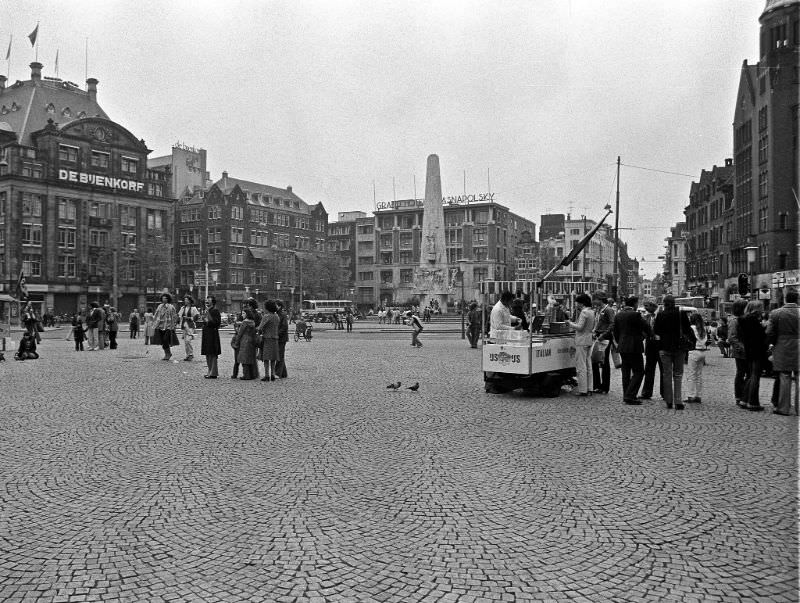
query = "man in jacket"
(767, 289, 799, 416)
(613, 296, 653, 405)
(639, 298, 662, 400)
(591, 292, 615, 394)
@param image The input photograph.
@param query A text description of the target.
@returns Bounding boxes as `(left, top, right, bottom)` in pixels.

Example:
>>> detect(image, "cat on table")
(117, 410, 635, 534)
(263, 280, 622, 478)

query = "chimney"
(725, 158, 732, 167)
(287, 185, 292, 193)
(86, 77, 98, 103)
(30, 62, 43, 83)
(0, 75, 6, 92)
(222, 170, 228, 189)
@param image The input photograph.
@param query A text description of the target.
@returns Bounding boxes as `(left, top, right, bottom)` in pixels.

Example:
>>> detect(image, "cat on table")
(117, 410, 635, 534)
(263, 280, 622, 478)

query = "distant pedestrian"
(275, 300, 290, 378)
(201, 295, 221, 379)
(178, 295, 200, 361)
(767, 289, 799, 415)
(684, 312, 709, 404)
(467, 302, 481, 348)
(612, 295, 651, 405)
(345, 308, 353, 333)
(153, 293, 178, 361)
(739, 300, 768, 412)
(106, 306, 120, 349)
(129, 309, 140, 339)
(143, 306, 156, 345)
(85, 301, 102, 351)
(568, 293, 595, 396)
(407, 310, 424, 347)
(230, 311, 243, 379)
(592, 292, 615, 394)
(727, 299, 749, 407)
(258, 300, 280, 382)
(653, 294, 692, 410)
(72, 314, 86, 352)
(235, 308, 259, 380)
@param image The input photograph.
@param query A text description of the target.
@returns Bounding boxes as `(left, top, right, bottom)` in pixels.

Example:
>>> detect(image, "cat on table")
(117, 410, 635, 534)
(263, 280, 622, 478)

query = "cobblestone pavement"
(0, 329, 797, 602)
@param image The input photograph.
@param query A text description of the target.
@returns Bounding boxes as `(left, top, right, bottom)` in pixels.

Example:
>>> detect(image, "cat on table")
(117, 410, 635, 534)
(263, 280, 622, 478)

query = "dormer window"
(0, 106, 7, 115)
(58, 144, 78, 163)
(62, 107, 72, 118)
(10, 102, 19, 111)
(77, 111, 86, 118)
(46, 102, 55, 113)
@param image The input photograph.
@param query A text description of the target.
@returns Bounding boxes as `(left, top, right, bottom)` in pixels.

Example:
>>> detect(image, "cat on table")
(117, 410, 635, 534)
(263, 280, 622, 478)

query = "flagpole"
(35, 22, 39, 62)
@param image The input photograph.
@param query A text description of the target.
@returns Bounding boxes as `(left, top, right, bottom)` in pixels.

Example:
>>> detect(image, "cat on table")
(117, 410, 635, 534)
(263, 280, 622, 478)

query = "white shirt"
(490, 300, 516, 331)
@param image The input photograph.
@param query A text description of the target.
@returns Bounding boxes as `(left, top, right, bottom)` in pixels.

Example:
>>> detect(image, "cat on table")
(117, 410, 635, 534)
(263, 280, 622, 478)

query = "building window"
(121, 156, 139, 174)
(445, 212, 463, 226)
(208, 227, 222, 243)
(22, 224, 42, 246)
(58, 198, 77, 221)
(359, 256, 374, 265)
(208, 206, 221, 220)
(399, 215, 414, 229)
(230, 227, 244, 243)
(59, 145, 78, 163)
(58, 227, 76, 249)
(122, 232, 137, 249)
(380, 233, 393, 250)
(57, 255, 77, 278)
(473, 267, 488, 282)
(22, 193, 42, 217)
(474, 210, 489, 224)
(399, 232, 413, 248)
(89, 229, 109, 247)
(21, 162, 43, 178)
(473, 227, 487, 244)
(399, 251, 413, 265)
(381, 252, 393, 265)
(400, 269, 413, 283)
(208, 247, 222, 264)
(147, 183, 164, 197)
(758, 169, 768, 198)
(758, 134, 768, 164)
(474, 247, 488, 261)
(146, 209, 163, 230)
(231, 206, 244, 220)
(446, 229, 462, 245)
(22, 254, 41, 277)
(230, 269, 244, 284)
(379, 216, 394, 230)
(91, 151, 110, 168)
(89, 202, 111, 218)
(759, 207, 768, 232)
(230, 247, 245, 264)
(120, 205, 137, 227)
(357, 224, 374, 235)
(358, 271, 374, 281)
(446, 248, 463, 264)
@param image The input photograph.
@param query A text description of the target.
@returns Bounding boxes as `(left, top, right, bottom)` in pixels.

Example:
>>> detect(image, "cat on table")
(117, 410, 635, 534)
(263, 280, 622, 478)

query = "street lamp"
(745, 245, 758, 299)
(457, 259, 467, 340)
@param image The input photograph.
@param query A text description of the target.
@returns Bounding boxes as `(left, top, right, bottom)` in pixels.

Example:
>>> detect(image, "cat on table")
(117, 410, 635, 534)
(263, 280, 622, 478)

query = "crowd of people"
(486, 288, 798, 414)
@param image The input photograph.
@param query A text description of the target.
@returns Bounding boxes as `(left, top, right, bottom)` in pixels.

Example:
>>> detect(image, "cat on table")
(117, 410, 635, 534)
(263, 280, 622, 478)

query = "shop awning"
(248, 247, 272, 261)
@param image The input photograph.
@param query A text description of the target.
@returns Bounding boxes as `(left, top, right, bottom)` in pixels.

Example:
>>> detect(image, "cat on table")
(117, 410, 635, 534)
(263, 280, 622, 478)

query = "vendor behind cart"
(491, 291, 521, 332)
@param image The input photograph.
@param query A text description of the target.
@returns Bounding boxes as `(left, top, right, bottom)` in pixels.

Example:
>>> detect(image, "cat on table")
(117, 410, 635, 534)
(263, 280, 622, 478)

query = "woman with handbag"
(738, 300, 768, 412)
(653, 295, 693, 410)
(236, 308, 259, 380)
(567, 293, 596, 396)
(201, 295, 222, 379)
(258, 300, 280, 382)
(152, 293, 178, 361)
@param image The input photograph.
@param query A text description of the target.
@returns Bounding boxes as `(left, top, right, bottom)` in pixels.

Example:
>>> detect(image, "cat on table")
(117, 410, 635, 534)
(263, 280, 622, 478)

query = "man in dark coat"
(639, 298, 662, 400)
(612, 295, 652, 405)
(592, 292, 615, 394)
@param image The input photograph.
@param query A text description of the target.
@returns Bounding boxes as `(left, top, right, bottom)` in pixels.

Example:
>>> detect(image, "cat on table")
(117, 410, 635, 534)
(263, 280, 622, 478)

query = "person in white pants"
(177, 295, 200, 361)
(685, 312, 708, 404)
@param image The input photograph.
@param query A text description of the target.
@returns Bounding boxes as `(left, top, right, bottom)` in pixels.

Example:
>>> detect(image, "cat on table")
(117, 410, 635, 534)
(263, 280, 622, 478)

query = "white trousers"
(685, 350, 705, 398)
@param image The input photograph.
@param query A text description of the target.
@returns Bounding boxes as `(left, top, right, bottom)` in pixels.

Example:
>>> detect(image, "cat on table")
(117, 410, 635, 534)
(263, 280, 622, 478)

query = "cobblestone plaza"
(0, 325, 797, 602)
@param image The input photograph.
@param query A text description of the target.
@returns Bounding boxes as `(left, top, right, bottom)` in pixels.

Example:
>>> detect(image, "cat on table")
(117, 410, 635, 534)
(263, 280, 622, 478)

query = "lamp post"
(745, 245, 758, 300)
(457, 259, 467, 339)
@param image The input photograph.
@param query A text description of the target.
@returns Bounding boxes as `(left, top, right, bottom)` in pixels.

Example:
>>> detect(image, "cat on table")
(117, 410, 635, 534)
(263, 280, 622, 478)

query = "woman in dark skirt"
(738, 300, 768, 412)
(275, 300, 289, 378)
(201, 295, 222, 379)
(236, 308, 259, 380)
(258, 299, 280, 382)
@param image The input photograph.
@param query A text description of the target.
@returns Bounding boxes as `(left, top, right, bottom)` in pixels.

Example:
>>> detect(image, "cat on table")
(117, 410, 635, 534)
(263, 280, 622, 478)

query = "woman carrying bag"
(152, 293, 178, 361)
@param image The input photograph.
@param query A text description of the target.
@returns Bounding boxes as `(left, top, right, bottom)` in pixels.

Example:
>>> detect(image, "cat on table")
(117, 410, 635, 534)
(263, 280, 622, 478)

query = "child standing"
(72, 315, 86, 351)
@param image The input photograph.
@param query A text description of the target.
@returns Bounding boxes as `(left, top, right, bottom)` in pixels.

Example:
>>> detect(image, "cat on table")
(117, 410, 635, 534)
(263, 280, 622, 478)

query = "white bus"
(301, 300, 352, 321)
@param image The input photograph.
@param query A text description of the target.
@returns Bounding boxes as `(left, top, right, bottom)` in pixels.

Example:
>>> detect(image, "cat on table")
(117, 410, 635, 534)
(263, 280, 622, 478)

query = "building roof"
(215, 173, 306, 207)
(762, 0, 799, 17)
(0, 64, 108, 146)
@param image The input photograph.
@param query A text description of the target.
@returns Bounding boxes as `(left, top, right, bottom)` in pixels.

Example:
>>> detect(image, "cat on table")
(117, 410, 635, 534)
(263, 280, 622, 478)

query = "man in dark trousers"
(591, 292, 615, 394)
(639, 297, 662, 400)
(612, 295, 653, 405)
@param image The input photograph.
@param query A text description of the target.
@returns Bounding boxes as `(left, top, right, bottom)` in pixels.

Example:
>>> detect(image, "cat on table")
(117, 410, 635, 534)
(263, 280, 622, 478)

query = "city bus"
(301, 300, 353, 321)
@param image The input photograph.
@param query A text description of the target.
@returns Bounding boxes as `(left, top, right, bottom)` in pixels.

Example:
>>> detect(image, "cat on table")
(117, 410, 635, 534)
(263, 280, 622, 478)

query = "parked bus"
(301, 299, 353, 321)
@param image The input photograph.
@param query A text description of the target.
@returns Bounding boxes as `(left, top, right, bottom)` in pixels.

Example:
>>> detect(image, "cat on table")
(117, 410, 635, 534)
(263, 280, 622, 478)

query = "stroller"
(294, 320, 313, 342)
(14, 332, 40, 361)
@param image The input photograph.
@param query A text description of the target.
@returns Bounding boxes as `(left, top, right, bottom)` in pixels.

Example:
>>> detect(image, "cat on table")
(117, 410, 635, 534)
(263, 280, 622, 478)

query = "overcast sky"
(5, 1, 764, 277)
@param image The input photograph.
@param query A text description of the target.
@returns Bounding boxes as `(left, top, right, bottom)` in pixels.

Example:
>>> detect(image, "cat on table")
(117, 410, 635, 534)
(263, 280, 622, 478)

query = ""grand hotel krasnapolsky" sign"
(375, 192, 495, 211)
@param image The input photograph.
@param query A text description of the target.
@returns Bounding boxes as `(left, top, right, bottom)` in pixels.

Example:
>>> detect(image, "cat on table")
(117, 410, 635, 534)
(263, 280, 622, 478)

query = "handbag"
(591, 340, 609, 364)
(152, 329, 162, 346)
(610, 340, 622, 369)
(169, 330, 180, 347)
(678, 318, 696, 351)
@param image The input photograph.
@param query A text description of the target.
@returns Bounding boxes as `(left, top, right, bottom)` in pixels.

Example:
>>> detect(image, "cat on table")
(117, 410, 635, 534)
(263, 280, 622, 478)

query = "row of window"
(181, 206, 312, 230)
(58, 145, 139, 174)
(18, 254, 138, 279)
(0, 193, 165, 228)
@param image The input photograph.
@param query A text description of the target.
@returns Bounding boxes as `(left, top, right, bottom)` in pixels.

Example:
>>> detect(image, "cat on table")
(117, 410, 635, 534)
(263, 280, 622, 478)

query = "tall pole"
(204, 262, 209, 302)
(461, 273, 465, 339)
(613, 156, 620, 302)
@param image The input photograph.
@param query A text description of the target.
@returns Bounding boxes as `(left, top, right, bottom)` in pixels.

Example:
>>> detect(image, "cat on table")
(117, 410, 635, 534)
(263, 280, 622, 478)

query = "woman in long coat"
(235, 308, 259, 380)
(738, 300, 768, 412)
(201, 295, 222, 379)
(275, 300, 289, 378)
(258, 300, 280, 381)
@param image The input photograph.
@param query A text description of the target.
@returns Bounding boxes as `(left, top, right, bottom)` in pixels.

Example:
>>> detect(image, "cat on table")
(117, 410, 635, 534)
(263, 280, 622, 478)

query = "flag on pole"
(17, 269, 29, 301)
(28, 24, 38, 47)
(54, 49, 59, 72)
(5, 36, 11, 60)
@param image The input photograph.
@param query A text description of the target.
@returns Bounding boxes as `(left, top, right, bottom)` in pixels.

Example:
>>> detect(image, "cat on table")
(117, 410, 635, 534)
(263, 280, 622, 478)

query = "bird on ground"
(386, 382, 401, 390)
(406, 382, 419, 392)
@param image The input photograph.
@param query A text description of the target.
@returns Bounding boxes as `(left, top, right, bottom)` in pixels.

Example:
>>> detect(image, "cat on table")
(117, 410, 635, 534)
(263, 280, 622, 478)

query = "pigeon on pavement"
(386, 382, 401, 390)
(406, 382, 419, 392)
